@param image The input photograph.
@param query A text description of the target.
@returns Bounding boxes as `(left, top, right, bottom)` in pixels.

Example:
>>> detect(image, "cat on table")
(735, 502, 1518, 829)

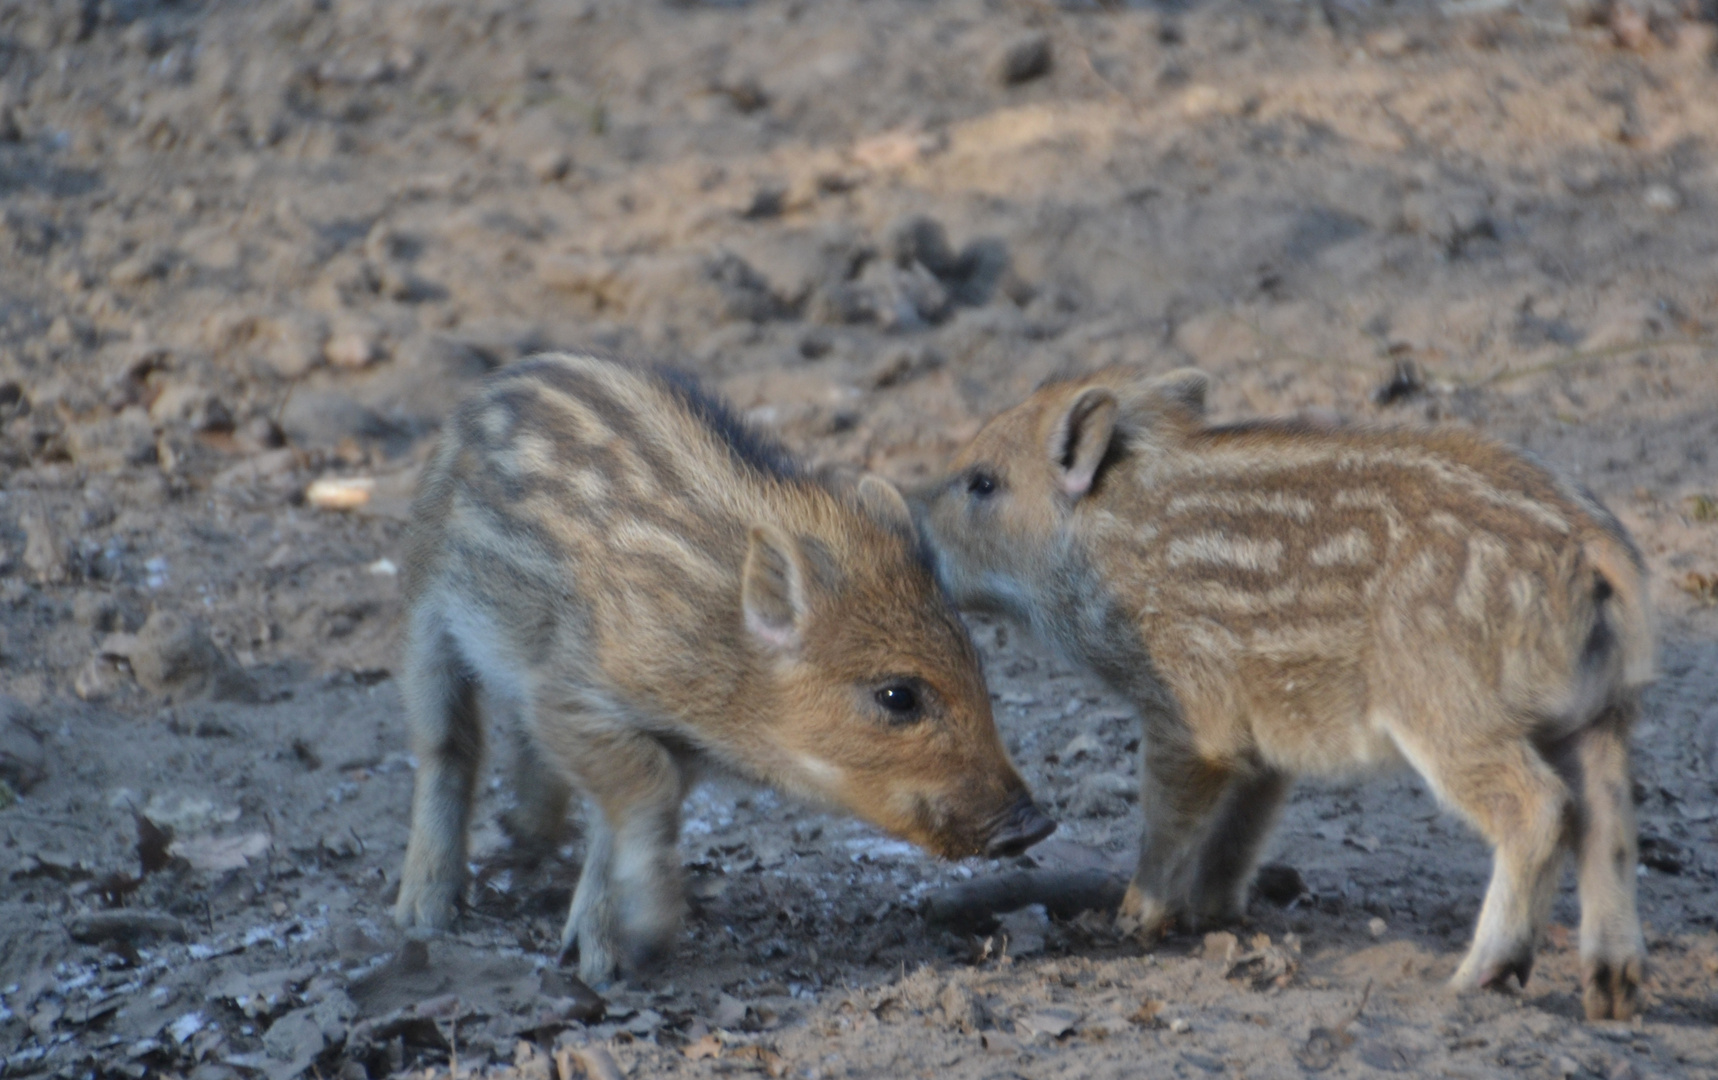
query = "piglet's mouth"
(982, 794, 1057, 859)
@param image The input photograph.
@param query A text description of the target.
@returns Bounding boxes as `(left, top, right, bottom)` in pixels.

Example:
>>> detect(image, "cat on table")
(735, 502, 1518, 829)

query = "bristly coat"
(913, 366, 1652, 1022)
(393, 353, 1053, 983)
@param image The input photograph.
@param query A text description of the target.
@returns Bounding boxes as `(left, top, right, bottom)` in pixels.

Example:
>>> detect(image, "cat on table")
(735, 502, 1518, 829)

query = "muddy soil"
(2, 0, 1717, 1077)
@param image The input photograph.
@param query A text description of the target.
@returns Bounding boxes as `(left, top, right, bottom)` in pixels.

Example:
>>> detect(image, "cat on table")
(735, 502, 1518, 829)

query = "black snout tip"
(984, 796, 1057, 859)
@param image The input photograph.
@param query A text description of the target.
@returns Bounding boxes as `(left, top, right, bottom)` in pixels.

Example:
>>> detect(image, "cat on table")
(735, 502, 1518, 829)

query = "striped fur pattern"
(394, 353, 1050, 984)
(913, 366, 1655, 1021)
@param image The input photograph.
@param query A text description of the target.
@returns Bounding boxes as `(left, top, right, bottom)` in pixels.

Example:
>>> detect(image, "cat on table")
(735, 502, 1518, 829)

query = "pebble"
(1608, 0, 1651, 50)
(109, 251, 166, 288)
(529, 149, 572, 183)
(306, 476, 375, 511)
(129, 610, 257, 703)
(1642, 184, 1681, 213)
(997, 33, 1053, 87)
(324, 330, 379, 369)
(1016, 1007, 1081, 1039)
(1368, 917, 1388, 938)
(149, 384, 233, 432)
(261, 313, 329, 379)
(19, 510, 66, 583)
(67, 407, 158, 470)
(1253, 862, 1307, 906)
(0, 699, 47, 795)
(998, 904, 1050, 957)
(1365, 27, 1412, 58)
(1203, 931, 1240, 963)
(73, 655, 127, 702)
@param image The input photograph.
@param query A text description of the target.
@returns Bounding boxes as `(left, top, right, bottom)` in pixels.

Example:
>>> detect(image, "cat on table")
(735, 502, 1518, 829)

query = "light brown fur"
(394, 353, 1051, 984)
(914, 366, 1654, 1021)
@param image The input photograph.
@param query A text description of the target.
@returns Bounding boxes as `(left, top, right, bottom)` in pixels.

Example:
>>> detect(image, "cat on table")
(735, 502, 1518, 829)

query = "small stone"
(1252, 863, 1307, 906)
(1178, 84, 1245, 119)
(73, 655, 127, 702)
(1203, 931, 1240, 963)
(1364, 27, 1411, 58)
(1169, 1017, 1192, 1034)
(870, 344, 945, 389)
(1016, 1007, 1081, 1039)
(67, 408, 158, 470)
(741, 183, 787, 220)
(529, 149, 572, 183)
(109, 252, 166, 288)
(261, 313, 328, 379)
(305, 476, 375, 510)
(46, 313, 80, 346)
(324, 331, 379, 369)
(887, 216, 960, 277)
(539, 253, 624, 296)
(0, 700, 47, 795)
(1609, 0, 1651, 50)
(261, 1006, 327, 1069)
(997, 904, 1049, 957)
(149, 384, 233, 432)
(997, 33, 1053, 86)
(20, 510, 66, 583)
(1642, 184, 1681, 213)
(1367, 917, 1388, 938)
(129, 610, 256, 703)
(1055, 732, 1104, 763)
(939, 982, 981, 1033)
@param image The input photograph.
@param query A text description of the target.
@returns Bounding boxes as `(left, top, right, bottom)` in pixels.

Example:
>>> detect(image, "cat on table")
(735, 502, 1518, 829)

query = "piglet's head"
(740, 476, 1054, 861)
(911, 367, 1209, 617)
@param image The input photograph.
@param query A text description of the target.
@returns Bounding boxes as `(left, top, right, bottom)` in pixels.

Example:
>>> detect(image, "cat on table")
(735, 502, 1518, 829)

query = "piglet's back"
(1091, 412, 1653, 726)
(405, 357, 792, 682)
(402, 354, 946, 711)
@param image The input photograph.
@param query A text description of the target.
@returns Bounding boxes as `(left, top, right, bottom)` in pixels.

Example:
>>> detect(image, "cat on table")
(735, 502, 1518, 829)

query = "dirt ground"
(2, 0, 1717, 1077)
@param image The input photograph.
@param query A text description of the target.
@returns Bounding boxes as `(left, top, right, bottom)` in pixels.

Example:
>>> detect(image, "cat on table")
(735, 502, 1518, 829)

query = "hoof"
(393, 881, 461, 932)
(1451, 947, 1533, 994)
(1115, 890, 1174, 944)
(1480, 954, 1534, 992)
(1582, 956, 1642, 1021)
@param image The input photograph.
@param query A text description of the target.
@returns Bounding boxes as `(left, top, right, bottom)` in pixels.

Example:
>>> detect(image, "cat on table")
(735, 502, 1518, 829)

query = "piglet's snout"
(983, 794, 1057, 858)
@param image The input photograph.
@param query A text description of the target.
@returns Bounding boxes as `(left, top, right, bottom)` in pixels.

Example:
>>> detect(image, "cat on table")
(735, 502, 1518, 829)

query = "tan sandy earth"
(1, 0, 1717, 1077)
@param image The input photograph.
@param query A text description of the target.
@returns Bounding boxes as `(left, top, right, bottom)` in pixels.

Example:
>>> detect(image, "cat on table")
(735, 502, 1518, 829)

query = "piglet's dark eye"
(874, 684, 921, 722)
(967, 471, 998, 498)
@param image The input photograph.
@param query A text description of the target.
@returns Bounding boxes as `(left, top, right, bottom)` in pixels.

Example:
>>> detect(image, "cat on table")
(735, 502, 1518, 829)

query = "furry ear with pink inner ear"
(1049, 387, 1119, 498)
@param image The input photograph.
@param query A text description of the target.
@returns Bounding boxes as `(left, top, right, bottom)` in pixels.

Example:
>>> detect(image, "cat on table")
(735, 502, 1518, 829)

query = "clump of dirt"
(2, 0, 1716, 1077)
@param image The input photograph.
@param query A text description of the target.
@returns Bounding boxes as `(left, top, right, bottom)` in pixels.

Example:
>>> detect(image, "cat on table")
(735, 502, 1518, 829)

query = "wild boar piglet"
(914, 367, 1653, 1021)
(393, 353, 1052, 984)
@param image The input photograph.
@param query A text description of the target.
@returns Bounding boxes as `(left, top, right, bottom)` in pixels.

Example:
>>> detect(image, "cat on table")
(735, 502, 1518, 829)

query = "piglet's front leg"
(550, 720, 691, 986)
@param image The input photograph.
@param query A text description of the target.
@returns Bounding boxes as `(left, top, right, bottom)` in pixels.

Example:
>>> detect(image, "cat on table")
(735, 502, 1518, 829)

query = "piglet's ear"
(855, 475, 919, 544)
(1146, 368, 1209, 417)
(1048, 387, 1118, 499)
(742, 524, 808, 654)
